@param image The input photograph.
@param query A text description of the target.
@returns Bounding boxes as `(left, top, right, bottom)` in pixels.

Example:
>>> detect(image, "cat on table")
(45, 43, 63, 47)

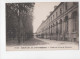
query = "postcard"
(6, 2, 79, 51)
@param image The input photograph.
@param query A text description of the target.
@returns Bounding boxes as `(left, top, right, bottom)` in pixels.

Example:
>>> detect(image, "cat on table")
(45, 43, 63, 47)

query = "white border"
(0, 0, 80, 59)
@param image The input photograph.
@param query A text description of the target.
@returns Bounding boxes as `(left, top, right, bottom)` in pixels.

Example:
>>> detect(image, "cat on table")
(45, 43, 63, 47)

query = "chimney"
(54, 6, 57, 10)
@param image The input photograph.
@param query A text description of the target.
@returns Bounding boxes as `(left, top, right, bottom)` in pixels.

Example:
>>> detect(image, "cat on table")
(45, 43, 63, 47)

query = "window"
(66, 20, 68, 32)
(53, 15, 54, 19)
(51, 17, 52, 21)
(65, 2, 67, 10)
(56, 12, 57, 17)
(65, 16, 68, 32)
(51, 25, 52, 35)
(72, 11, 78, 32)
(56, 22, 58, 34)
(53, 23, 54, 27)
(60, 8, 62, 14)
(73, 2, 78, 5)
(60, 19, 62, 34)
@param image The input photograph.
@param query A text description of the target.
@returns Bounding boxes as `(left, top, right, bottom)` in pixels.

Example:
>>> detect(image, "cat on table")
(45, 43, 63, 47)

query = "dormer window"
(65, 2, 67, 10)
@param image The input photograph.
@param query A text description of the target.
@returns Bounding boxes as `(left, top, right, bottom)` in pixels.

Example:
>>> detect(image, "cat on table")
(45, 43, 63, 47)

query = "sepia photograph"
(6, 2, 79, 51)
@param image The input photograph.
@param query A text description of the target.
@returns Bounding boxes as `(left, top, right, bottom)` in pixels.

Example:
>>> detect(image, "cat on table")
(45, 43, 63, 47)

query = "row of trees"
(6, 3, 35, 43)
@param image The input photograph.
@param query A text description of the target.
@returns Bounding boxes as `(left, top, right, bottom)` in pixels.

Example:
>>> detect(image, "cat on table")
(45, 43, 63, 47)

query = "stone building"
(36, 2, 79, 42)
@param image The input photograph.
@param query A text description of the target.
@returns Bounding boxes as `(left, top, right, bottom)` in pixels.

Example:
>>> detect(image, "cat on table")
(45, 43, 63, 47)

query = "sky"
(33, 2, 60, 33)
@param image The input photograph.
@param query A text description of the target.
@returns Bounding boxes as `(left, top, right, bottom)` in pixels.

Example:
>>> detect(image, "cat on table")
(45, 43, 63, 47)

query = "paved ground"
(6, 37, 79, 50)
(7, 37, 47, 46)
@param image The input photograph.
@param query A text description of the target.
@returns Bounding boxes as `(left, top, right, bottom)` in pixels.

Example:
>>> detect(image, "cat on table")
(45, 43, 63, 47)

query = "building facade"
(36, 2, 79, 42)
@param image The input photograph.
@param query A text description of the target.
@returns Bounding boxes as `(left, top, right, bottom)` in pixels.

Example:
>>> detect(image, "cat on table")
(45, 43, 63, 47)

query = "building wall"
(36, 2, 79, 42)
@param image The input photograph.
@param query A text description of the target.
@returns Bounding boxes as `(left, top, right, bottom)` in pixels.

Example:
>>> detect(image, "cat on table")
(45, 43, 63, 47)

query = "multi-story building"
(36, 2, 79, 42)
